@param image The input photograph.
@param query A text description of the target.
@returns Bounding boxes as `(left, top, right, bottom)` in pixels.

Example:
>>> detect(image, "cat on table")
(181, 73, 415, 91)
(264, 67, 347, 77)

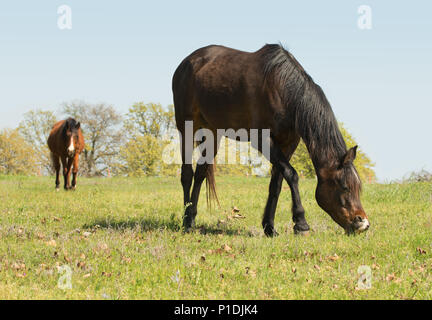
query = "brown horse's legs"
(262, 166, 283, 237)
(181, 164, 193, 205)
(52, 153, 61, 190)
(269, 139, 310, 234)
(183, 134, 219, 231)
(61, 156, 72, 190)
(183, 163, 207, 230)
(71, 154, 79, 190)
(180, 126, 194, 229)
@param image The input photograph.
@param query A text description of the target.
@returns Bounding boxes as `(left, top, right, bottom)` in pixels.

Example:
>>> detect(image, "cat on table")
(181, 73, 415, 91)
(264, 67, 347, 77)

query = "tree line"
(0, 101, 376, 182)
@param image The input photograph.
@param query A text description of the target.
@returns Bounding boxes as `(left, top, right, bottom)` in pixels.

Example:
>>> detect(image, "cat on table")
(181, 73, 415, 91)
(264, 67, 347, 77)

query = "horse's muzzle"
(347, 217, 370, 235)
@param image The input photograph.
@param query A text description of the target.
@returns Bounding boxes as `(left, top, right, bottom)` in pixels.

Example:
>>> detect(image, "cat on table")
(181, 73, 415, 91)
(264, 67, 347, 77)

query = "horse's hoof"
(183, 226, 193, 233)
(55, 188, 60, 192)
(294, 230, 310, 236)
(263, 225, 279, 237)
(294, 222, 310, 235)
(182, 217, 195, 233)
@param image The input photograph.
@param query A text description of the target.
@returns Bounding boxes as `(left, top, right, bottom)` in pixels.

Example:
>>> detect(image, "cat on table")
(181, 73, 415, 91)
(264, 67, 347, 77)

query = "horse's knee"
(291, 168, 299, 184)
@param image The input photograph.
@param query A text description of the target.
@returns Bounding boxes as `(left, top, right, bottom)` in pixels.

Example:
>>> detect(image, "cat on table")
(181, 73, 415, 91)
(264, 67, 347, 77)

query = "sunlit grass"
(0, 175, 431, 299)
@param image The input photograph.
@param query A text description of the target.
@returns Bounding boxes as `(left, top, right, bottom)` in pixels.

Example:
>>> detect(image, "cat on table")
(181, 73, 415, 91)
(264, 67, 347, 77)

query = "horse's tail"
(206, 162, 220, 209)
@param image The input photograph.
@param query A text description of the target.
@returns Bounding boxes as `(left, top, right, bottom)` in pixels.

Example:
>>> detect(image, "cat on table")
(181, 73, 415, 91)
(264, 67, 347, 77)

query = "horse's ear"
(76, 122, 80, 129)
(341, 145, 358, 166)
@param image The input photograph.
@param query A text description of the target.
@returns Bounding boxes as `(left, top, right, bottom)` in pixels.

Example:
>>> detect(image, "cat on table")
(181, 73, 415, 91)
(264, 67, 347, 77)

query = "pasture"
(0, 175, 431, 299)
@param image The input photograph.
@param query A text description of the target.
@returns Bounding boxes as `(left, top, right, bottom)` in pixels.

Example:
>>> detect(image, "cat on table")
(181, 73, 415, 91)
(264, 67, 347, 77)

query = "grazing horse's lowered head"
(315, 146, 369, 234)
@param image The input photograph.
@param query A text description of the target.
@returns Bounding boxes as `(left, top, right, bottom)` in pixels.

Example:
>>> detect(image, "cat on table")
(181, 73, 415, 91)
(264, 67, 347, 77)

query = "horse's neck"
(299, 127, 346, 172)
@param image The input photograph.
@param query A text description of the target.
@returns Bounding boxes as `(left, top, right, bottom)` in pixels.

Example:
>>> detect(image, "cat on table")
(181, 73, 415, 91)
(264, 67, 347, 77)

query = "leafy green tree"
(0, 129, 38, 175)
(18, 109, 57, 175)
(116, 135, 161, 176)
(117, 102, 177, 176)
(124, 102, 175, 138)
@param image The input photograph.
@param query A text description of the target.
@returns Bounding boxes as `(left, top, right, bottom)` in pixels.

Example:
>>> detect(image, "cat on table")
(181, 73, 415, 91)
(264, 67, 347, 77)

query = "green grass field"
(0, 175, 431, 299)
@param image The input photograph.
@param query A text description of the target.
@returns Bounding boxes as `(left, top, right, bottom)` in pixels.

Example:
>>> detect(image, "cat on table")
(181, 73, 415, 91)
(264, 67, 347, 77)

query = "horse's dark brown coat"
(173, 44, 368, 235)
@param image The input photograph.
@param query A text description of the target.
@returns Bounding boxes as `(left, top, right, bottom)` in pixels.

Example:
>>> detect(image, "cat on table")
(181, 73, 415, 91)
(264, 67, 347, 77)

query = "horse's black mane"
(260, 43, 347, 167)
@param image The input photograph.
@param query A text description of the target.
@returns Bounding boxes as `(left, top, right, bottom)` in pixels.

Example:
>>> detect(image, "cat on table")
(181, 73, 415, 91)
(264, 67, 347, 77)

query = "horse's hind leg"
(184, 163, 206, 231)
(262, 166, 283, 237)
(179, 127, 194, 230)
(51, 153, 60, 191)
(183, 133, 219, 232)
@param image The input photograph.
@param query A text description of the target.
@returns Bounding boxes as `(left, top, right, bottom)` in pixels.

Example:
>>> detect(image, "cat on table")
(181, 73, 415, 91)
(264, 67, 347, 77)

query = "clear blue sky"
(1, 1, 431, 181)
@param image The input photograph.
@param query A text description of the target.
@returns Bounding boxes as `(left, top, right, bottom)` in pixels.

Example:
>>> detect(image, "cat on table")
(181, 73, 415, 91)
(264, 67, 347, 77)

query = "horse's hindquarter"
(181, 46, 273, 131)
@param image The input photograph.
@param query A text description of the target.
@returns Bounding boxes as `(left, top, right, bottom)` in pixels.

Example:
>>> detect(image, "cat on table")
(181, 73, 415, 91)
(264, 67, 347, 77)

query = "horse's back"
(173, 45, 266, 130)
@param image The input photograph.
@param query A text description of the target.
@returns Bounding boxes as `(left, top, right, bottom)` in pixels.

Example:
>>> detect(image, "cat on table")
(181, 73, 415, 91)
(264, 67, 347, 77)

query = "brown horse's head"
(315, 146, 369, 234)
(64, 118, 81, 157)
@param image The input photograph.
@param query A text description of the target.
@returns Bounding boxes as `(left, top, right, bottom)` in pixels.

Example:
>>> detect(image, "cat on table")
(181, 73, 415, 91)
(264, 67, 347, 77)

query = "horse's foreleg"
(269, 139, 310, 234)
(71, 154, 79, 190)
(61, 156, 72, 190)
(52, 154, 61, 190)
(262, 166, 283, 237)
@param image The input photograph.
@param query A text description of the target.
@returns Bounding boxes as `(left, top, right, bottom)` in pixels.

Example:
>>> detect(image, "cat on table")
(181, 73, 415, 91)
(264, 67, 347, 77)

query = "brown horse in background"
(47, 118, 84, 190)
(173, 44, 370, 236)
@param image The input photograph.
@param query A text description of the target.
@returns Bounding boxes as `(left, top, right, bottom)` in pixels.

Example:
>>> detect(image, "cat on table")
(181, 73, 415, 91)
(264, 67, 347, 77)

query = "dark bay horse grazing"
(172, 44, 369, 236)
(47, 118, 84, 190)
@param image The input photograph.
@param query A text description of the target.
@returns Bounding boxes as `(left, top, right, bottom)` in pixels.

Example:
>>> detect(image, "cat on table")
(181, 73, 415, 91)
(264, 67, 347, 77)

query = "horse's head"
(64, 118, 81, 157)
(315, 146, 369, 234)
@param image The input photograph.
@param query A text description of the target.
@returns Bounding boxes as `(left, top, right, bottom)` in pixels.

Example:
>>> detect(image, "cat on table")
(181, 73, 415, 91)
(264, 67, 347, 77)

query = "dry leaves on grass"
(11, 262, 26, 271)
(46, 239, 57, 247)
(36, 232, 45, 240)
(386, 273, 402, 283)
(245, 267, 256, 278)
(417, 247, 427, 255)
(121, 256, 132, 264)
(372, 263, 380, 270)
(94, 242, 109, 254)
(327, 254, 340, 262)
(207, 244, 233, 255)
